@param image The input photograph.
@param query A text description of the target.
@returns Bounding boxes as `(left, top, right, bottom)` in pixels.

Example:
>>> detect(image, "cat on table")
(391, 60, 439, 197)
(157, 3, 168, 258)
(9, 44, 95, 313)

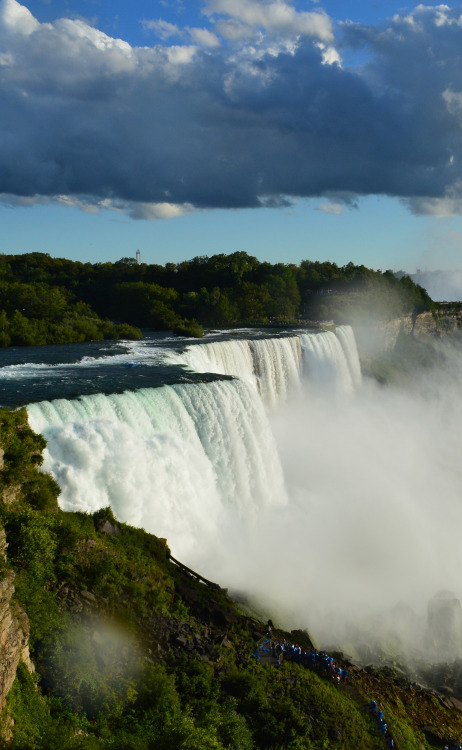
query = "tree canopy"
(0, 252, 436, 346)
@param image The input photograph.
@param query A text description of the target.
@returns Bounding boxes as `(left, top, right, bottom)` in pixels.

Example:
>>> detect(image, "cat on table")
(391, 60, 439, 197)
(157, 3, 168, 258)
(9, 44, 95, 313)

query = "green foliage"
(0, 265, 142, 347)
(0, 408, 47, 493)
(7, 661, 65, 750)
(0, 251, 437, 339)
(172, 318, 204, 337)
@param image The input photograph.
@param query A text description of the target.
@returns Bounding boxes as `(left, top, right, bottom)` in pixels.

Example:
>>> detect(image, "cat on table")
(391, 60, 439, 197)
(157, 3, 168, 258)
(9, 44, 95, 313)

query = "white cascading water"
(27, 378, 287, 563)
(170, 336, 301, 405)
(300, 328, 357, 394)
(249, 337, 301, 406)
(26, 326, 361, 574)
(335, 325, 362, 388)
(171, 328, 359, 404)
(174, 339, 256, 384)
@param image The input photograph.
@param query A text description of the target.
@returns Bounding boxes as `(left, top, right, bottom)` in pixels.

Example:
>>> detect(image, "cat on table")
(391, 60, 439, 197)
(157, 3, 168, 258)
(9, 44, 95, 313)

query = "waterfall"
(170, 336, 302, 405)
(174, 339, 255, 383)
(249, 337, 301, 406)
(25, 325, 362, 571)
(300, 328, 360, 394)
(335, 325, 362, 388)
(27, 379, 287, 562)
(170, 328, 360, 405)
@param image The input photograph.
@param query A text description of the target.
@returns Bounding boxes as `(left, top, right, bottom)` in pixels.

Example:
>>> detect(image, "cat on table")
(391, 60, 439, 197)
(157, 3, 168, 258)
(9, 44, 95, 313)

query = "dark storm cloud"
(1, 0, 462, 216)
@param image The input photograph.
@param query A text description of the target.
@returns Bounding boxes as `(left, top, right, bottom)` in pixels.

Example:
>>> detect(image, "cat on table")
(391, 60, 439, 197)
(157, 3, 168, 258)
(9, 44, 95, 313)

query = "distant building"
(136, 249, 141, 265)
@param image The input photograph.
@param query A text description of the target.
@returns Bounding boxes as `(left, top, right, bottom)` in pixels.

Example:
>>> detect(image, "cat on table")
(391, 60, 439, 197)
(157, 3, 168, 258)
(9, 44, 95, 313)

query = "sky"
(3, 0, 462, 275)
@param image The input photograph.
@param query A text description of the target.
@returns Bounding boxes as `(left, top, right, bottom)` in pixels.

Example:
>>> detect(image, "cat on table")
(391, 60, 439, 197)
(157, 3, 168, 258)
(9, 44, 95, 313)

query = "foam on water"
(27, 378, 287, 563)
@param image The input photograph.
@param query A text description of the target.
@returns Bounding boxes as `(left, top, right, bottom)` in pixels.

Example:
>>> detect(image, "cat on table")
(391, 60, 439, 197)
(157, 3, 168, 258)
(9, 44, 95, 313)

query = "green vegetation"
(0, 260, 142, 346)
(0, 252, 440, 346)
(299, 262, 435, 324)
(1, 408, 462, 748)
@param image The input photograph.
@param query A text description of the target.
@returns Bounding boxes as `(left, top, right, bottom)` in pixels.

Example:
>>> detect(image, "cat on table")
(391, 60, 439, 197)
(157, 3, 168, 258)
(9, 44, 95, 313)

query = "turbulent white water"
(300, 326, 361, 394)
(26, 327, 361, 565)
(27, 378, 287, 562)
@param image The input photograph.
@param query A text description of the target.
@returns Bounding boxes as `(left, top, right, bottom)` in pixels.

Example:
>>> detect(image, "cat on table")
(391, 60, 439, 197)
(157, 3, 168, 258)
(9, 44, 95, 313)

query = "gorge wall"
(353, 309, 461, 365)
(0, 526, 33, 740)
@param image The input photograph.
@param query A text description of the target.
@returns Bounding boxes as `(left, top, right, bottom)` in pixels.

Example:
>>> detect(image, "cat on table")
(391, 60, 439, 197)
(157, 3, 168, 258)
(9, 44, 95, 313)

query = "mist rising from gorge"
(203, 336, 462, 663)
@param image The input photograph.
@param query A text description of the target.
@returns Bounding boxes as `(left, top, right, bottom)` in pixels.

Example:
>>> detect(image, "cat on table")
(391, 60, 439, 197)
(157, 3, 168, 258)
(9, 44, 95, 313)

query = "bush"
(172, 318, 204, 337)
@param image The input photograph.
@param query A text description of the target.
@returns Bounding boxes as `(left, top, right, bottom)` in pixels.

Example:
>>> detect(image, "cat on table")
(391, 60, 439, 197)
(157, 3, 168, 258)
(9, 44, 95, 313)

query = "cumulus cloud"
(203, 0, 334, 42)
(1, 0, 38, 34)
(2, 0, 462, 218)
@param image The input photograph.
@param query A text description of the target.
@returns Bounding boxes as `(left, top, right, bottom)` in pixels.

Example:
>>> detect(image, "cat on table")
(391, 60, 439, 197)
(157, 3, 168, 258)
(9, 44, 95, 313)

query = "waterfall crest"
(171, 336, 301, 405)
(172, 327, 361, 404)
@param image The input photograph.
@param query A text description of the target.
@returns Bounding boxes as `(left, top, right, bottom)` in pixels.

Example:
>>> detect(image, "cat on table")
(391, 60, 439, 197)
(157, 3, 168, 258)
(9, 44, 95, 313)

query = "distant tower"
(136, 249, 141, 265)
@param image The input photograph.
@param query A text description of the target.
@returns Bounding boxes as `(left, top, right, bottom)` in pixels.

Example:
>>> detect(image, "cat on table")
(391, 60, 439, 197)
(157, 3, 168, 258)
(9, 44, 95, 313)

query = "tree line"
(0, 251, 435, 345)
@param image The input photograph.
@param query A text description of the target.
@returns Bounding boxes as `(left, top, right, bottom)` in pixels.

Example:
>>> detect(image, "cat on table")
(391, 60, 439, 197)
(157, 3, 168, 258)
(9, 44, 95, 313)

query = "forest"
(0, 251, 436, 345)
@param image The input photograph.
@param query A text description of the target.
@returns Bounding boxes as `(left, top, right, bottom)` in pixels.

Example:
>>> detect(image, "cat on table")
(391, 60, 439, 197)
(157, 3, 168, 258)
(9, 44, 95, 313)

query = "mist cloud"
(2, 0, 462, 217)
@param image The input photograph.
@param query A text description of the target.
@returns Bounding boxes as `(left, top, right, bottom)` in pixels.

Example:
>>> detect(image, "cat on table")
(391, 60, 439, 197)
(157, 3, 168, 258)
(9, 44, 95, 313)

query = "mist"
(202, 338, 462, 663)
(412, 269, 462, 302)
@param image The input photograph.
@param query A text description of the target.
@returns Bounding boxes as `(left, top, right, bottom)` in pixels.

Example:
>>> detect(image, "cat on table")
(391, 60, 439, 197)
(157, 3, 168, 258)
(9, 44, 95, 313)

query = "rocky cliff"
(0, 527, 33, 742)
(353, 309, 461, 369)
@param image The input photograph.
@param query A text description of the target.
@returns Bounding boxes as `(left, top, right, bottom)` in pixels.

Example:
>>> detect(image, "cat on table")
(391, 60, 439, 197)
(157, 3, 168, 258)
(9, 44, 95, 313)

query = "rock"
(1, 486, 20, 505)
(98, 520, 121, 537)
(81, 590, 96, 603)
(0, 565, 33, 711)
(354, 317, 413, 361)
(412, 312, 439, 340)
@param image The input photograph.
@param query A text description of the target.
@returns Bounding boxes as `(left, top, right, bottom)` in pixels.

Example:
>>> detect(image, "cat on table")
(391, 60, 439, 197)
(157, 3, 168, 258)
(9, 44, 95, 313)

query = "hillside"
(0, 408, 462, 748)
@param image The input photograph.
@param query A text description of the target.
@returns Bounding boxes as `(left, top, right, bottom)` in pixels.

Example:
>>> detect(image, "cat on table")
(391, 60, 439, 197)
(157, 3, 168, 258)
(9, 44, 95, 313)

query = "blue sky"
(2, 0, 462, 275)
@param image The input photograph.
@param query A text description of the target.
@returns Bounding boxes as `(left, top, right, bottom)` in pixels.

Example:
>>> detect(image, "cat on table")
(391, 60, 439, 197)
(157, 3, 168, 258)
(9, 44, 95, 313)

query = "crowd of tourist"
(369, 700, 394, 747)
(252, 636, 348, 683)
(253, 630, 461, 750)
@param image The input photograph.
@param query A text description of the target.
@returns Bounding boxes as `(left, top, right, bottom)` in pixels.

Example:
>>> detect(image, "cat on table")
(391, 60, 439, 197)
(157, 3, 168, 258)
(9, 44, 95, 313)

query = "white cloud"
(204, 0, 333, 42)
(188, 26, 220, 48)
(443, 87, 462, 117)
(214, 17, 251, 40)
(315, 41, 340, 66)
(142, 18, 180, 41)
(404, 195, 462, 217)
(125, 201, 194, 220)
(165, 44, 197, 64)
(1, 0, 38, 35)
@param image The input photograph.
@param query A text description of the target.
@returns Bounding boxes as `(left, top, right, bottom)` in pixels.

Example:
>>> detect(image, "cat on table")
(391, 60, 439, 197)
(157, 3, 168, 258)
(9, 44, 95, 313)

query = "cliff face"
(0, 528, 33, 711)
(354, 310, 460, 365)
